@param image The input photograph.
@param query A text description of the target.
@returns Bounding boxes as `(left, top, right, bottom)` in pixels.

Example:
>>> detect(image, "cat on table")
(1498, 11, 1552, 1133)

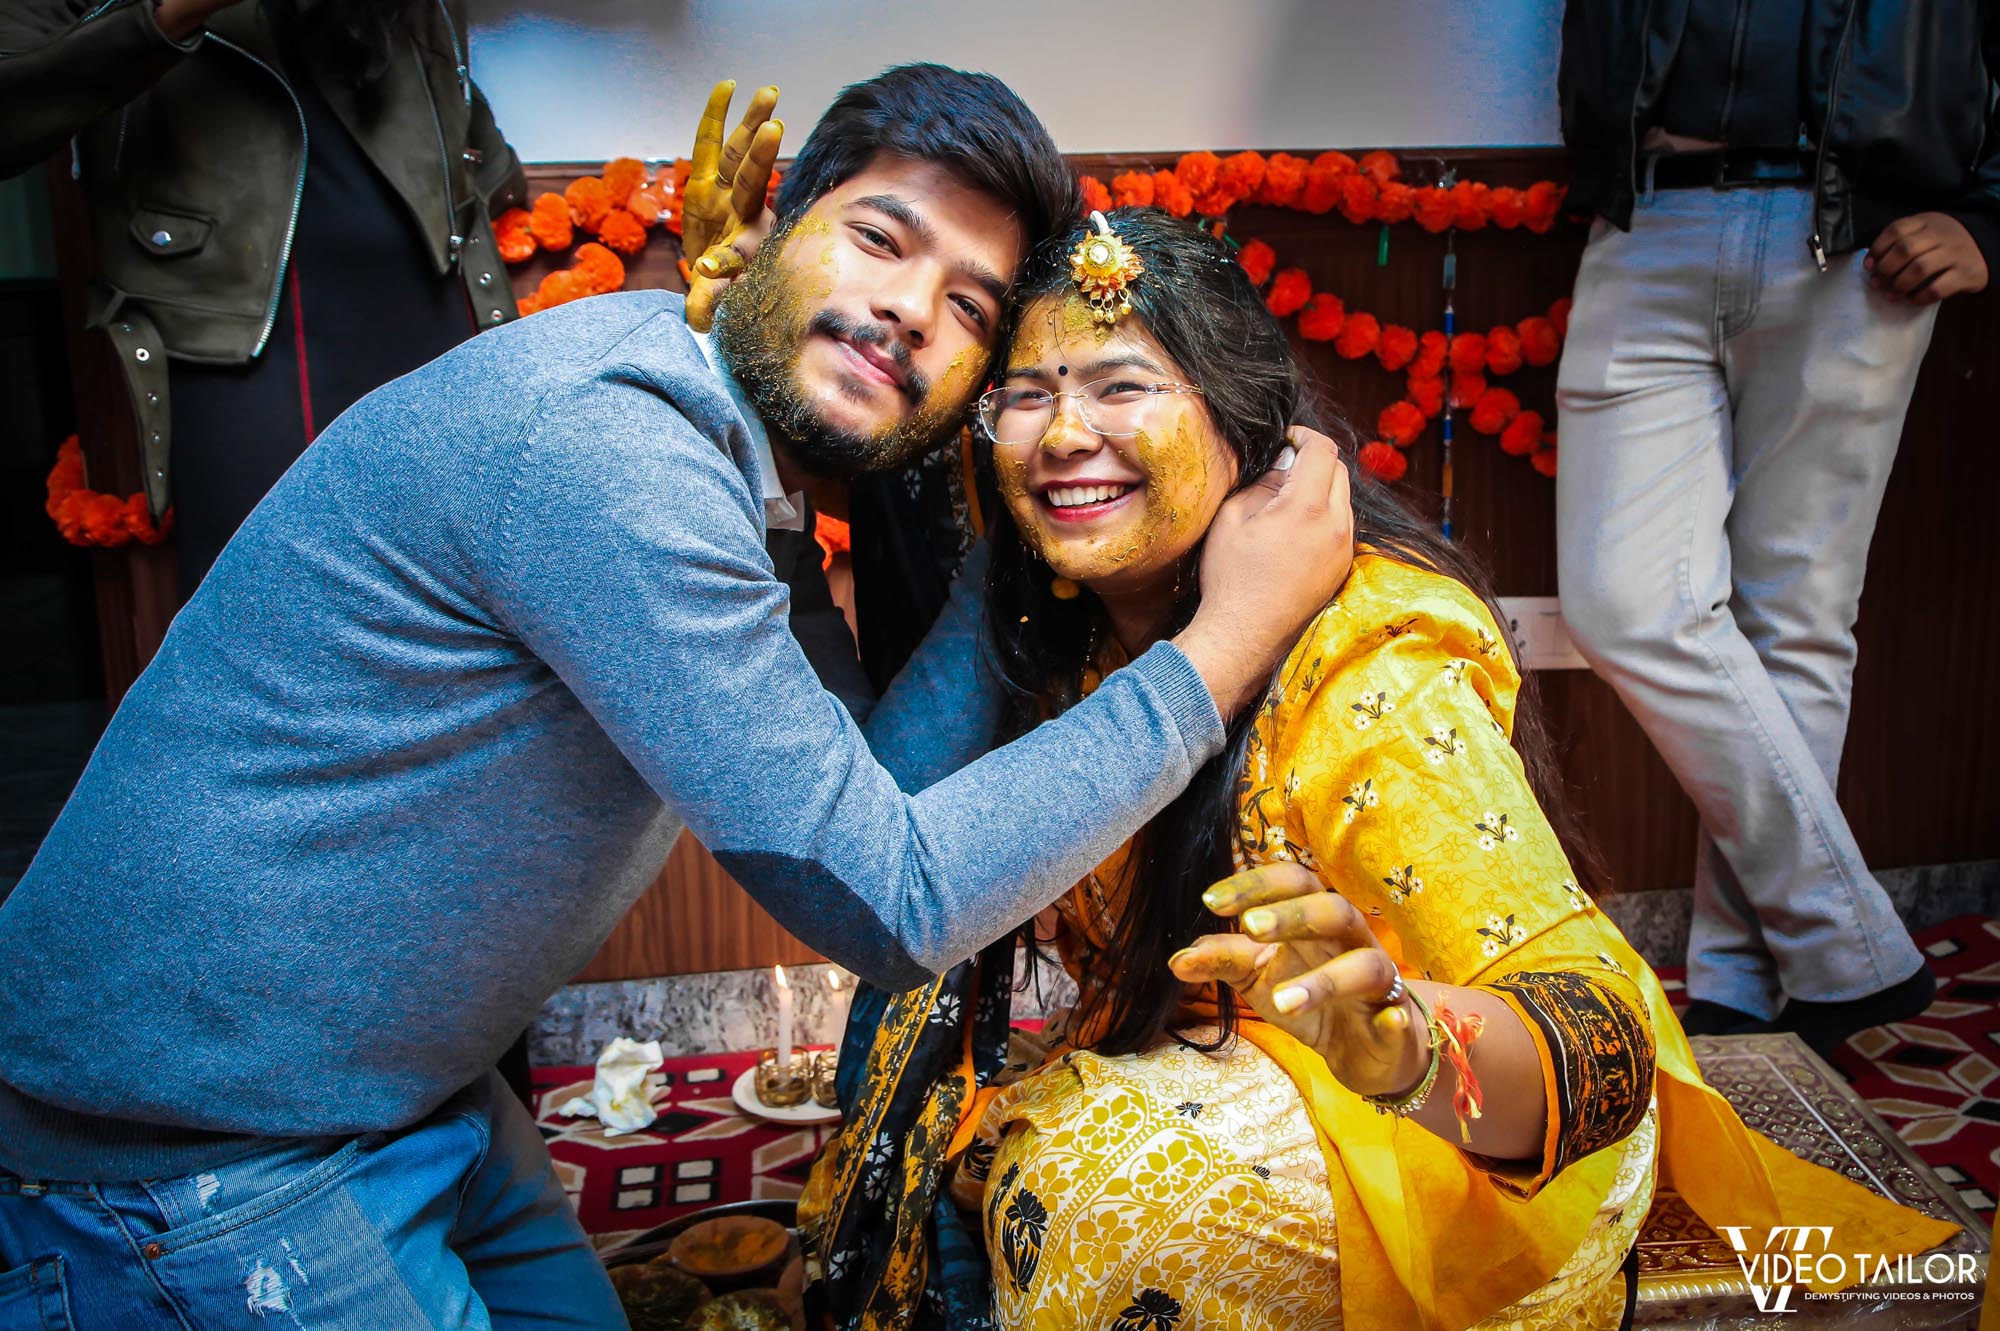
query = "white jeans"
(1555, 184, 1936, 1018)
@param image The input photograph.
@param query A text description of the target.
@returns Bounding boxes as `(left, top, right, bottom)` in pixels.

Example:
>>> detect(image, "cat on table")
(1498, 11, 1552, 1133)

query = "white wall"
(466, 0, 1565, 164)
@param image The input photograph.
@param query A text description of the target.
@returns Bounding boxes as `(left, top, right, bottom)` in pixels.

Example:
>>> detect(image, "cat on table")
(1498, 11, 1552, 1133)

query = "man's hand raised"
(682, 79, 783, 332)
(1172, 426, 1355, 720)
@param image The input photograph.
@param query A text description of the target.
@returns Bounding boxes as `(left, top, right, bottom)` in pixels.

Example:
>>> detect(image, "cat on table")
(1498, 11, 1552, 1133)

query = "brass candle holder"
(809, 1049, 839, 1107)
(752, 1048, 811, 1108)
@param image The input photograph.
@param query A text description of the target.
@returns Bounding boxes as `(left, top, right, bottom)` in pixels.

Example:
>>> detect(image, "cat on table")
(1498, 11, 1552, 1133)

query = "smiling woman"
(803, 208, 1960, 1331)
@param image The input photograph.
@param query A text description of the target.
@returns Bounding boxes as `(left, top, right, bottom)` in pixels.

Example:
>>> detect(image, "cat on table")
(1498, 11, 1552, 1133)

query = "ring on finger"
(1375, 975, 1406, 1009)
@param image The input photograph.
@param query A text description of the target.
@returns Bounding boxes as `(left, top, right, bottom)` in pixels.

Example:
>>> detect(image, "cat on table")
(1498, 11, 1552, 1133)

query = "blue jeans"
(0, 1073, 626, 1329)
(1555, 183, 1936, 1016)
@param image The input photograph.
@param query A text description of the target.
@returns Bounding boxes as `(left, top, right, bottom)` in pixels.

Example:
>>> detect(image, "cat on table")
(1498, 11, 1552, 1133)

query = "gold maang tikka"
(1070, 210, 1143, 324)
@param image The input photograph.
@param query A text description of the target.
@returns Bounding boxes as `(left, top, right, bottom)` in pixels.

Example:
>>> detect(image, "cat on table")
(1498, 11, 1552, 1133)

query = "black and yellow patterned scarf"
(798, 938, 1017, 1331)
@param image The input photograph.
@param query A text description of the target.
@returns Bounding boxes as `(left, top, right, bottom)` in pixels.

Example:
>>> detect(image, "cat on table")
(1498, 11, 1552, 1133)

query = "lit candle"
(773, 964, 794, 1069)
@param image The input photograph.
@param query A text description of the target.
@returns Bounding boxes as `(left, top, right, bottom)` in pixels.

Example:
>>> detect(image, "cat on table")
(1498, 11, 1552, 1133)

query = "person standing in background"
(1554, 0, 1995, 1057)
(0, 0, 524, 593)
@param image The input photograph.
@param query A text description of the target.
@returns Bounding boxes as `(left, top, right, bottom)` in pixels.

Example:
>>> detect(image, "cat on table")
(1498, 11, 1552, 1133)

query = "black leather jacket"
(0, 0, 524, 515)
(1559, 0, 2000, 266)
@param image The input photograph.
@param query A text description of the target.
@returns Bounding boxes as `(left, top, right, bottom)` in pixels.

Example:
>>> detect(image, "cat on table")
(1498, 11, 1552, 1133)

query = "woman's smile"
(1036, 477, 1144, 522)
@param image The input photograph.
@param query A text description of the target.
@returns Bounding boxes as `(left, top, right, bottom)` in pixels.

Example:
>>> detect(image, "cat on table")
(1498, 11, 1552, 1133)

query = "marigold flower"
(1485, 326, 1524, 376)
(574, 242, 625, 294)
(601, 157, 646, 201)
(1414, 187, 1457, 233)
(1256, 153, 1308, 207)
(1192, 185, 1242, 216)
(1265, 267, 1312, 318)
(1175, 150, 1221, 196)
(1300, 164, 1344, 214)
(1448, 332, 1488, 376)
(529, 193, 574, 251)
(1312, 151, 1357, 175)
(1376, 324, 1419, 372)
(1407, 374, 1446, 418)
(1357, 150, 1400, 186)
(1338, 175, 1379, 225)
(494, 207, 536, 263)
(1469, 386, 1521, 434)
(1218, 150, 1267, 199)
(1531, 443, 1559, 477)
(624, 186, 664, 226)
(1152, 170, 1195, 217)
(1450, 179, 1490, 231)
(1297, 292, 1345, 341)
(1111, 171, 1156, 208)
(1412, 331, 1448, 379)
(1516, 316, 1561, 367)
(1548, 296, 1572, 338)
(1378, 399, 1426, 447)
(1450, 373, 1487, 410)
(1374, 180, 1416, 224)
(1237, 238, 1276, 287)
(1500, 409, 1544, 456)
(1487, 186, 1527, 229)
(1334, 311, 1380, 359)
(1080, 175, 1113, 214)
(1525, 181, 1565, 234)
(1358, 440, 1408, 483)
(565, 176, 613, 231)
(596, 208, 648, 256)
(529, 268, 581, 312)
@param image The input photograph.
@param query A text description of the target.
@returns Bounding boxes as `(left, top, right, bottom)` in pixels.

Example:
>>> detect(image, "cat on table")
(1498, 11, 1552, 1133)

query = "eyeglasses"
(975, 376, 1204, 446)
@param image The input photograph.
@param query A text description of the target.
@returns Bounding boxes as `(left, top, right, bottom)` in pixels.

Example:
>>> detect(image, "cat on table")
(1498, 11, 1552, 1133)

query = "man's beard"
(711, 224, 974, 478)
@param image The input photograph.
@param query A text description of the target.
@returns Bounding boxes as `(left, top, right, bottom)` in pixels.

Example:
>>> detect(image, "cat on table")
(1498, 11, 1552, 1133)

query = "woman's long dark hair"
(979, 207, 1603, 1057)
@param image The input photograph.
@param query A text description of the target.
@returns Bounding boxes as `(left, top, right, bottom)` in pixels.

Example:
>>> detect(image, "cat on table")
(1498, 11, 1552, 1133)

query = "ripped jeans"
(0, 1072, 625, 1330)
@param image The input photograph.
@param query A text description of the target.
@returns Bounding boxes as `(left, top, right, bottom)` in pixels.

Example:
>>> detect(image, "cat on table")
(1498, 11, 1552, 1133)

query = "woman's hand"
(682, 79, 784, 332)
(1170, 862, 1429, 1099)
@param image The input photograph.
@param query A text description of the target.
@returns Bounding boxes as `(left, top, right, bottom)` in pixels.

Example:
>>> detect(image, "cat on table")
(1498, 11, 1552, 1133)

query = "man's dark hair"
(773, 63, 1081, 258)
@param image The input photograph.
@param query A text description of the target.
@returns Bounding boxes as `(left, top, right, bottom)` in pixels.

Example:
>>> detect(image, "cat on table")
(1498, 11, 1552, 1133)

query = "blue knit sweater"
(0, 292, 1223, 1181)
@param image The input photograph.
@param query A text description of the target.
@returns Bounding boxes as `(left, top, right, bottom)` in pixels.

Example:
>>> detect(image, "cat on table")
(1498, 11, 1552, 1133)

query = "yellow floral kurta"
(963, 554, 1956, 1331)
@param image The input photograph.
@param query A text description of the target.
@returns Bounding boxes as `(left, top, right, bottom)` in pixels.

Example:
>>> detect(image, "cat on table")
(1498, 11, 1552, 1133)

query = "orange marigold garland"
(1076, 149, 1566, 234)
(493, 152, 1568, 481)
(1215, 217, 1570, 479)
(44, 435, 172, 548)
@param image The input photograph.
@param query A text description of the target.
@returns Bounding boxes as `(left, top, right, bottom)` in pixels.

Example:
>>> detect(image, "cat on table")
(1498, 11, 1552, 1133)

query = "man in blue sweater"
(0, 65, 1353, 1327)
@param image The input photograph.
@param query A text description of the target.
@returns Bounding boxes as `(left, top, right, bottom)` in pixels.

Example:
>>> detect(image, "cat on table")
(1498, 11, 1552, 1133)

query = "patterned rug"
(533, 914, 2000, 1247)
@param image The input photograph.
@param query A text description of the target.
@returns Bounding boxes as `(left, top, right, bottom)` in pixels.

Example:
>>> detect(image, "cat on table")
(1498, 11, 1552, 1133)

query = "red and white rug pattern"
(531, 1048, 838, 1252)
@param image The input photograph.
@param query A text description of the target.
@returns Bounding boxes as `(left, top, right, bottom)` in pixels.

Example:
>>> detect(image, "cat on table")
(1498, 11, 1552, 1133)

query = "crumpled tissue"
(559, 1037, 664, 1136)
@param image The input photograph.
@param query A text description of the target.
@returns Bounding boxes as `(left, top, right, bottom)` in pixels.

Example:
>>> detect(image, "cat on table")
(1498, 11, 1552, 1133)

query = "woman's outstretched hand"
(682, 79, 784, 332)
(1171, 862, 1429, 1099)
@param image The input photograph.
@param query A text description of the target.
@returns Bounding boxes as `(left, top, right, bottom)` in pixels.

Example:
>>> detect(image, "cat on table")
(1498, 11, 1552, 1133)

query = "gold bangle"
(1362, 986, 1442, 1117)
